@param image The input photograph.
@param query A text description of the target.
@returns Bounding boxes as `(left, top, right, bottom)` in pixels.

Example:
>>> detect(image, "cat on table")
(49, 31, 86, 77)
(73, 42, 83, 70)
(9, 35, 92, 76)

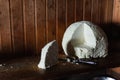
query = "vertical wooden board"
(113, 0, 120, 23)
(116, 0, 120, 23)
(107, 0, 113, 23)
(10, 0, 24, 54)
(57, 0, 66, 53)
(97, 0, 102, 25)
(23, 0, 36, 55)
(0, 0, 12, 54)
(47, 0, 56, 42)
(83, 0, 92, 21)
(0, 34, 1, 52)
(67, 0, 75, 27)
(99, 0, 108, 24)
(112, 0, 118, 22)
(35, 0, 46, 54)
(91, 0, 100, 24)
(75, 0, 83, 21)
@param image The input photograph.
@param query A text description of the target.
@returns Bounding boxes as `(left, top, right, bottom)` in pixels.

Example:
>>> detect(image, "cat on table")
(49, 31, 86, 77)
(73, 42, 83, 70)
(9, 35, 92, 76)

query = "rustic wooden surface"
(47, 0, 56, 43)
(0, 0, 120, 79)
(0, 0, 116, 56)
(10, 0, 25, 54)
(113, 0, 120, 23)
(75, 0, 83, 21)
(0, 52, 120, 80)
(0, 0, 12, 54)
(107, 67, 120, 80)
(83, 0, 92, 21)
(57, 0, 66, 53)
(23, 0, 36, 55)
(35, 0, 46, 54)
(66, 0, 75, 27)
(91, 0, 100, 24)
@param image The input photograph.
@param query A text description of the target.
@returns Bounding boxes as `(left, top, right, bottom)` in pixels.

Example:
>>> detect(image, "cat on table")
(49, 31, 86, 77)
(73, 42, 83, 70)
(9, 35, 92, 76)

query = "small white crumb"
(67, 58, 70, 62)
(0, 64, 2, 67)
(10, 66, 13, 68)
(76, 63, 79, 65)
(72, 60, 76, 63)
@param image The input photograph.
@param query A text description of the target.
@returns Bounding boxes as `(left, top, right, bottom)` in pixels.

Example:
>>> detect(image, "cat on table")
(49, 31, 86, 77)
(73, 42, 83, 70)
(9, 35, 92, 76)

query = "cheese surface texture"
(62, 21, 108, 58)
(38, 40, 58, 69)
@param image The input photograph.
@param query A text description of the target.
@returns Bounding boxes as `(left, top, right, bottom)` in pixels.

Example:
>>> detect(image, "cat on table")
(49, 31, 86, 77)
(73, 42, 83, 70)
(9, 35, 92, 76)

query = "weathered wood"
(83, 0, 92, 21)
(0, 34, 1, 52)
(75, 0, 83, 21)
(107, 0, 113, 23)
(57, 0, 66, 53)
(23, 0, 36, 55)
(46, 0, 56, 42)
(113, 0, 120, 23)
(91, 0, 100, 24)
(0, 0, 115, 55)
(0, 0, 12, 54)
(66, 0, 75, 27)
(99, 0, 113, 24)
(100, 0, 108, 24)
(107, 67, 120, 80)
(0, 52, 120, 80)
(35, 0, 46, 54)
(10, 0, 24, 54)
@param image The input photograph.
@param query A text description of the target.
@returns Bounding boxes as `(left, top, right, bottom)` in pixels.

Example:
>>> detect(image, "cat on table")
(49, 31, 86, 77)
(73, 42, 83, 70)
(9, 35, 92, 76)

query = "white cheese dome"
(62, 21, 108, 58)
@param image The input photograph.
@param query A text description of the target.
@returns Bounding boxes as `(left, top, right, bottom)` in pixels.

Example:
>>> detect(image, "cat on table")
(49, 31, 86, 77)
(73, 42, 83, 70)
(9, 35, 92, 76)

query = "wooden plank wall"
(113, 0, 120, 23)
(0, 0, 114, 56)
(110, 0, 120, 53)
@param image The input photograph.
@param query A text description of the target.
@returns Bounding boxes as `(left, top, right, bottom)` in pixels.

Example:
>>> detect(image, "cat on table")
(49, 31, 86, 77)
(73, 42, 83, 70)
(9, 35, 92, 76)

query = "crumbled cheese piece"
(38, 40, 58, 69)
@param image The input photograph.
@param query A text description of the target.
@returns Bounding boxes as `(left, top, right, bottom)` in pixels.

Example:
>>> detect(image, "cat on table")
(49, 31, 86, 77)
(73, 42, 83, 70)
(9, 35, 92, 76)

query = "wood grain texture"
(66, 0, 75, 27)
(107, 67, 120, 80)
(0, 0, 114, 56)
(57, 0, 66, 53)
(99, 0, 113, 24)
(113, 0, 120, 23)
(1, 53, 120, 80)
(10, 0, 25, 54)
(91, 0, 100, 24)
(23, 0, 36, 55)
(75, 0, 83, 21)
(0, 0, 12, 54)
(100, 0, 108, 24)
(112, 0, 118, 22)
(35, 0, 46, 54)
(0, 34, 1, 52)
(83, 0, 92, 21)
(107, 0, 113, 23)
(46, 0, 56, 42)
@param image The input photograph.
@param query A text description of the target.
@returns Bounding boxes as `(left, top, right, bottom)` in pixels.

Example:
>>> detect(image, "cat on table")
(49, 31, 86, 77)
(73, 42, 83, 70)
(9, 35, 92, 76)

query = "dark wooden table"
(0, 53, 120, 80)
